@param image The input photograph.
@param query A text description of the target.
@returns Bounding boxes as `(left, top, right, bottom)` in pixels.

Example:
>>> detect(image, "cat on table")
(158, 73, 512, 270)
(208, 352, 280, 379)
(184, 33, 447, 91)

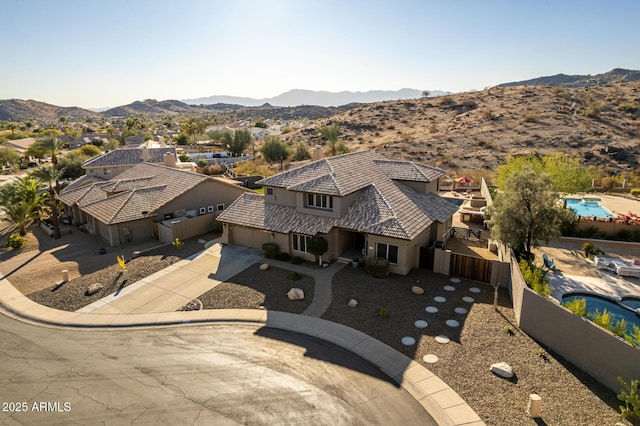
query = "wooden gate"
(449, 252, 493, 283)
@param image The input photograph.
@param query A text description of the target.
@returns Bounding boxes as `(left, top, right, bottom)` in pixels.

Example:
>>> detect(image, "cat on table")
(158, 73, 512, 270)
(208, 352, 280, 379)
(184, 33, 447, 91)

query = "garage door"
(230, 226, 271, 249)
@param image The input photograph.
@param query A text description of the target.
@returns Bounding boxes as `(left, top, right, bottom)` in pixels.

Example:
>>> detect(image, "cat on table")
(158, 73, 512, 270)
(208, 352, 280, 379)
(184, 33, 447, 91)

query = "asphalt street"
(0, 313, 435, 425)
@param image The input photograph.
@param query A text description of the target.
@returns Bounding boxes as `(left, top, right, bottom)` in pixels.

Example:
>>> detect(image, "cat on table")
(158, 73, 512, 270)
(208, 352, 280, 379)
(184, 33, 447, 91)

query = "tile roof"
(60, 162, 208, 225)
(82, 147, 176, 168)
(218, 151, 458, 240)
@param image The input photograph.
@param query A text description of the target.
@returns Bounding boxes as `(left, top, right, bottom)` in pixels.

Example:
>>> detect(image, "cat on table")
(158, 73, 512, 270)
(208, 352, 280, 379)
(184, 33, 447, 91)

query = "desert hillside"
(283, 81, 640, 176)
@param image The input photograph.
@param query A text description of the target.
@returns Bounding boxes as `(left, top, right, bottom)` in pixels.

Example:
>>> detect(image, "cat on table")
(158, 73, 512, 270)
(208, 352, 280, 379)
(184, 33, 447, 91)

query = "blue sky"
(1, 0, 638, 108)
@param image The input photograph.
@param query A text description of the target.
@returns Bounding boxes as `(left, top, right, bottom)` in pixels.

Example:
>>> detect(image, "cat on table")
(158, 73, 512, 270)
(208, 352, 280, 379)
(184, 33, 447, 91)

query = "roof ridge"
(108, 190, 137, 223)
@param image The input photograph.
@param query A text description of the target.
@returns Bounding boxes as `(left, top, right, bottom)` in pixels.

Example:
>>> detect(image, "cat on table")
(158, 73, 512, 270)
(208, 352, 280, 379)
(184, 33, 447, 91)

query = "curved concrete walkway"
(0, 265, 484, 426)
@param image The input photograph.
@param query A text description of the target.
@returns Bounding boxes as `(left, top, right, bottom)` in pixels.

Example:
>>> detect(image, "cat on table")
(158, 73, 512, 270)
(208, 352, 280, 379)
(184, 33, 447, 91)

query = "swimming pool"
(444, 198, 464, 207)
(565, 198, 614, 219)
(621, 296, 640, 310)
(562, 292, 640, 335)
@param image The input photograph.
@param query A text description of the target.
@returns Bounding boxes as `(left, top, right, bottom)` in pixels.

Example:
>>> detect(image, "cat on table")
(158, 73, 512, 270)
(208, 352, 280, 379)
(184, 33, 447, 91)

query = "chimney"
(141, 146, 151, 162)
(312, 145, 324, 161)
(164, 153, 177, 168)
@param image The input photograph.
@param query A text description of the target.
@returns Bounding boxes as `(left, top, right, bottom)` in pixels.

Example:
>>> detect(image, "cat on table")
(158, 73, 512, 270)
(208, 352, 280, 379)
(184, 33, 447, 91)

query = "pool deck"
(570, 193, 640, 216)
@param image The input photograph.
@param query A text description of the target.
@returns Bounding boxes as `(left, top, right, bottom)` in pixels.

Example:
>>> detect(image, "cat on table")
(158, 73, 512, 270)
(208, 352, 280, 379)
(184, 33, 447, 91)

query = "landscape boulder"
(86, 283, 103, 296)
(287, 288, 304, 300)
(259, 263, 270, 271)
(490, 362, 514, 379)
(412, 286, 425, 295)
(348, 299, 358, 308)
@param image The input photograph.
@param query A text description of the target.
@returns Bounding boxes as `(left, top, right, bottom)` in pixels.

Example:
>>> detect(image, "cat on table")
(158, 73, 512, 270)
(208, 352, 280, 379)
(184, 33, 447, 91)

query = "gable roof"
(59, 162, 208, 225)
(219, 151, 457, 240)
(82, 147, 176, 168)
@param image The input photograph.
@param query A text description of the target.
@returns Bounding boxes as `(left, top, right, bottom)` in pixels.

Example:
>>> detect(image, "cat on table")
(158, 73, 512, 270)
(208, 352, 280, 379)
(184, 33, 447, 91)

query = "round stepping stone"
(434, 296, 447, 303)
(463, 296, 475, 303)
(425, 306, 438, 313)
(435, 335, 450, 344)
(450, 277, 461, 283)
(423, 354, 439, 364)
(469, 287, 481, 293)
(443, 285, 456, 291)
(401, 336, 416, 346)
(414, 320, 428, 328)
(446, 319, 460, 327)
(454, 307, 468, 315)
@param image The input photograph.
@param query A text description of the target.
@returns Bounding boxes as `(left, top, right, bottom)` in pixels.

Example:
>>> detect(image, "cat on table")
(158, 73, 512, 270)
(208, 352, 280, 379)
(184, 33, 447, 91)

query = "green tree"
(125, 115, 142, 132)
(59, 116, 67, 132)
(26, 136, 65, 238)
(260, 137, 291, 170)
(292, 142, 311, 161)
(496, 154, 594, 193)
(58, 152, 86, 180)
(6, 121, 18, 136)
(0, 146, 20, 167)
(0, 177, 42, 235)
(175, 133, 189, 145)
(30, 165, 62, 239)
(487, 165, 572, 257)
(78, 144, 102, 157)
(229, 129, 252, 155)
(318, 123, 340, 156)
(307, 235, 328, 265)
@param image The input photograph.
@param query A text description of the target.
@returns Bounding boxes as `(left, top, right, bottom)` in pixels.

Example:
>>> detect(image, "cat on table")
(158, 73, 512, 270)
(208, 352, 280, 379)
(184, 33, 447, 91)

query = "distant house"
(59, 162, 251, 246)
(2, 137, 36, 154)
(81, 146, 182, 179)
(69, 133, 109, 149)
(217, 150, 458, 275)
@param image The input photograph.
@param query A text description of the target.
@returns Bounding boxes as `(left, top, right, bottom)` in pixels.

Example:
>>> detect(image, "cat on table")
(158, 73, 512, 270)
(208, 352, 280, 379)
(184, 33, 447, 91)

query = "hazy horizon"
(1, 0, 639, 109)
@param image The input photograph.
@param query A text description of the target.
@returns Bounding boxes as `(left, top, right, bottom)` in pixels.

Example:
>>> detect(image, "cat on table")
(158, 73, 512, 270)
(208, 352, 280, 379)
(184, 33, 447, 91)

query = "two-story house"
(217, 150, 458, 275)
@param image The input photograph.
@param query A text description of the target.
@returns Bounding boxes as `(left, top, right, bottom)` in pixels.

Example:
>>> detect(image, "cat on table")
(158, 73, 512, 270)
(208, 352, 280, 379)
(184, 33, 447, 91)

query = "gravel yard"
(26, 234, 214, 312)
(323, 266, 627, 426)
(199, 263, 314, 314)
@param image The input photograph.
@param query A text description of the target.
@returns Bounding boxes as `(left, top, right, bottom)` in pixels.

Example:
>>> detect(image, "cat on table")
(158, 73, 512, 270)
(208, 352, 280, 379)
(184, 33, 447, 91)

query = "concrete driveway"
(79, 243, 263, 314)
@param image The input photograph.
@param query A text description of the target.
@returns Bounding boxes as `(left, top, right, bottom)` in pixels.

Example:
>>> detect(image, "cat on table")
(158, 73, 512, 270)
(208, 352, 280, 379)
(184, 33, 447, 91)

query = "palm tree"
(317, 123, 340, 157)
(59, 116, 67, 133)
(6, 122, 18, 136)
(0, 177, 42, 236)
(29, 136, 62, 238)
(30, 165, 62, 239)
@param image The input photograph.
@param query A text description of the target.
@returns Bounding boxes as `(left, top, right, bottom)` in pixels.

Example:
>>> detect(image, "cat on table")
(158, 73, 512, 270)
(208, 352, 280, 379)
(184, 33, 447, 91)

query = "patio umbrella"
(455, 177, 473, 184)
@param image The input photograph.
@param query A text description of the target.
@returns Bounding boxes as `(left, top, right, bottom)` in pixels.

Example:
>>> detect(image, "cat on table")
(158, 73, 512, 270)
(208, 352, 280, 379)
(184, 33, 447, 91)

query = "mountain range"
(497, 68, 640, 88)
(181, 88, 451, 107)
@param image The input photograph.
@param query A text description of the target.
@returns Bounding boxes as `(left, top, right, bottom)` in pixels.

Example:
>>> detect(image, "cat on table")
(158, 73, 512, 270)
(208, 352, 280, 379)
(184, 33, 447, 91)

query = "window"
(199, 207, 206, 215)
(103, 168, 111, 176)
(207, 206, 214, 213)
(306, 193, 333, 210)
(216, 204, 225, 211)
(292, 234, 311, 253)
(88, 169, 94, 174)
(377, 243, 398, 264)
(265, 187, 274, 196)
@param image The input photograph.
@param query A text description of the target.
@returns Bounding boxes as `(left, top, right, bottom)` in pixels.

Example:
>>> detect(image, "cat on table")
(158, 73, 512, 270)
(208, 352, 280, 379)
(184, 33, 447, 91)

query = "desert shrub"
(562, 297, 587, 317)
(211, 220, 223, 233)
(286, 272, 302, 281)
(378, 307, 389, 318)
(617, 377, 640, 422)
(616, 229, 632, 241)
(523, 112, 539, 123)
(584, 101, 605, 118)
(518, 259, 550, 297)
(551, 86, 566, 96)
(579, 226, 602, 239)
(365, 256, 390, 278)
(600, 176, 617, 191)
(582, 243, 595, 257)
(172, 238, 184, 250)
(290, 256, 303, 265)
(292, 143, 311, 161)
(203, 164, 223, 175)
(618, 101, 638, 113)
(277, 252, 291, 261)
(5, 232, 26, 249)
(261, 242, 279, 259)
(630, 188, 640, 197)
(625, 325, 640, 348)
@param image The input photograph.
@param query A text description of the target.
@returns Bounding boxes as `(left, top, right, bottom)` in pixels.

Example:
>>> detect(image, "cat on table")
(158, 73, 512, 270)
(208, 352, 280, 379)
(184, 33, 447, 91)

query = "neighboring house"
(59, 162, 252, 247)
(69, 133, 109, 149)
(3, 137, 36, 154)
(217, 150, 458, 275)
(81, 146, 183, 179)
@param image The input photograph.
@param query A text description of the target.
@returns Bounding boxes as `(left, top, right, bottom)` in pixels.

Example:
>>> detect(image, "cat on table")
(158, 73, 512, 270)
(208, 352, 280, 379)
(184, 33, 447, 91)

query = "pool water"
(444, 198, 464, 207)
(621, 296, 640, 310)
(562, 293, 640, 335)
(565, 198, 614, 219)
